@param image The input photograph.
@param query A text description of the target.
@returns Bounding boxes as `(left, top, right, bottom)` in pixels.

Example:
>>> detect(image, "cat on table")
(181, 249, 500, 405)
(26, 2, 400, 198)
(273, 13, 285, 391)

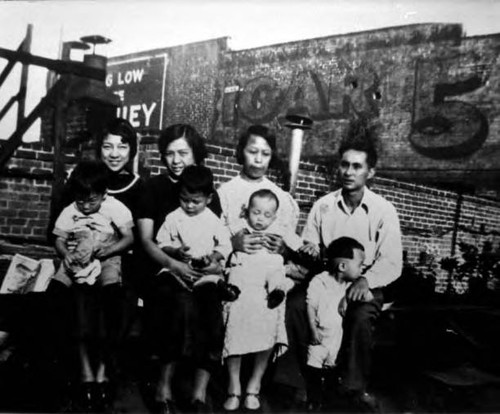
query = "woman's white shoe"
(244, 393, 260, 410)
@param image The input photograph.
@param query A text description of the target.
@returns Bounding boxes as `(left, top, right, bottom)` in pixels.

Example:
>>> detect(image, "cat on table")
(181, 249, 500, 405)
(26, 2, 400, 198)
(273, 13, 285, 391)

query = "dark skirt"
(143, 272, 224, 372)
(74, 282, 123, 346)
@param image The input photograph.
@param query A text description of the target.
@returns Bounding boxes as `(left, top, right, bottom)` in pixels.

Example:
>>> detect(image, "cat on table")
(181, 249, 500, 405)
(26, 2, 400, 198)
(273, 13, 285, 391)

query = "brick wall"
(1, 137, 500, 293)
(214, 23, 500, 197)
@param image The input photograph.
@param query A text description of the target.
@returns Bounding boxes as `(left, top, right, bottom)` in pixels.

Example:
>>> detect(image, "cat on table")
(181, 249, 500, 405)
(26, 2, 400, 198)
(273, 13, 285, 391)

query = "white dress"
(223, 249, 288, 358)
(218, 174, 300, 358)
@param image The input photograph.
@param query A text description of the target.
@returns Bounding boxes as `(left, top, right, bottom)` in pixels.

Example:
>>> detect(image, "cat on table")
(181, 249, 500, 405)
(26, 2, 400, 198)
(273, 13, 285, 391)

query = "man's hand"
(262, 233, 285, 254)
(231, 229, 263, 254)
(346, 277, 370, 302)
(338, 296, 348, 317)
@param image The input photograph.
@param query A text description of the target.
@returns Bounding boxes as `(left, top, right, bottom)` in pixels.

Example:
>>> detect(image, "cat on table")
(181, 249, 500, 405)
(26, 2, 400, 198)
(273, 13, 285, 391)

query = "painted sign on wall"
(106, 53, 168, 130)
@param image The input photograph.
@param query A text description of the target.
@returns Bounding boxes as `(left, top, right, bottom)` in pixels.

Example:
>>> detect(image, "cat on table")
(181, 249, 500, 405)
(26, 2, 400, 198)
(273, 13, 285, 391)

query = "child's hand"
(310, 330, 321, 346)
(298, 242, 320, 258)
(63, 252, 76, 270)
(338, 296, 348, 317)
(94, 246, 112, 260)
(173, 246, 191, 262)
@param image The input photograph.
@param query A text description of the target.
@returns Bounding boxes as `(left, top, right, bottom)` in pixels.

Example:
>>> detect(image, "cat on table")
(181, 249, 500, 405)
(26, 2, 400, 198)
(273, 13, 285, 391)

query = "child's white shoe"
(223, 394, 240, 411)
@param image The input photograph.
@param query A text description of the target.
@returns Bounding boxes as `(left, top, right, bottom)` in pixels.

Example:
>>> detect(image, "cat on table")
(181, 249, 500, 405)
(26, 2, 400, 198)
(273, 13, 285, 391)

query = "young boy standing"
(305, 237, 372, 411)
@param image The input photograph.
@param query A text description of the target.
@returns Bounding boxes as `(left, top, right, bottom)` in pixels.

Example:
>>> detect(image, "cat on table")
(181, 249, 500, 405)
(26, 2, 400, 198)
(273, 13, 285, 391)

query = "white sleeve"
(301, 199, 323, 247)
(213, 219, 233, 259)
(156, 214, 181, 249)
(306, 276, 322, 310)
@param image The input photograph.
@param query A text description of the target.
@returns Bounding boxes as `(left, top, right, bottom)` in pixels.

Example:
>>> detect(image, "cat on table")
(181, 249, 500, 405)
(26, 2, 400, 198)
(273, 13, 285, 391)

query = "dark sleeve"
(208, 190, 222, 218)
(136, 177, 159, 220)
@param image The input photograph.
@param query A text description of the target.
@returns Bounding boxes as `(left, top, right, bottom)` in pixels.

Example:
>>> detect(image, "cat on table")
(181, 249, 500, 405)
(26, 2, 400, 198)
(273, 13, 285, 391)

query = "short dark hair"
(324, 237, 364, 267)
(179, 165, 214, 196)
(158, 124, 207, 165)
(68, 160, 109, 199)
(338, 119, 378, 168)
(248, 189, 280, 211)
(96, 118, 138, 161)
(236, 124, 279, 168)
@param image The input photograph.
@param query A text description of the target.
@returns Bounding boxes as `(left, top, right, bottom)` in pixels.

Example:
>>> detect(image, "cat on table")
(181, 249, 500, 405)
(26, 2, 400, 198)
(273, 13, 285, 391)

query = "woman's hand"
(298, 242, 320, 259)
(262, 233, 285, 254)
(175, 246, 192, 262)
(168, 258, 204, 286)
(231, 229, 263, 254)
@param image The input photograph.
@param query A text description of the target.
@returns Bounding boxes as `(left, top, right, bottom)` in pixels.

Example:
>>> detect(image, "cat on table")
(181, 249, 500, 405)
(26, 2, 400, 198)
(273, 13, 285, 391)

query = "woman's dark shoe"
(191, 399, 212, 414)
(95, 381, 113, 411)
(267, 289, 285, 309)
(157, 399, 177, 414)
(217, 280, 241, 302)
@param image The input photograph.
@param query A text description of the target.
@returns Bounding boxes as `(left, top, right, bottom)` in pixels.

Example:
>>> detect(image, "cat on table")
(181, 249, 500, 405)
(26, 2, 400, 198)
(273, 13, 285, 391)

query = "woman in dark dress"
(137, 124, 223, 414)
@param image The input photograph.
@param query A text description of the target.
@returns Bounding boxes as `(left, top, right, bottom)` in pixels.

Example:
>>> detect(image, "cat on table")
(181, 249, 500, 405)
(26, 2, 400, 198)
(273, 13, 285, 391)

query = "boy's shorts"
(54, 256, 122, 287)
(307, 342, 338, 369)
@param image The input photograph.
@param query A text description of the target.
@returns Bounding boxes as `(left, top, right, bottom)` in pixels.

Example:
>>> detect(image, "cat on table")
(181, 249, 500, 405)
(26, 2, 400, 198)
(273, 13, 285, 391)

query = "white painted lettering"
(132, 68, 144, 83)
(142, 103, 157, 127)
(105, 74, 113, 87)
(129, 104, 141, 127)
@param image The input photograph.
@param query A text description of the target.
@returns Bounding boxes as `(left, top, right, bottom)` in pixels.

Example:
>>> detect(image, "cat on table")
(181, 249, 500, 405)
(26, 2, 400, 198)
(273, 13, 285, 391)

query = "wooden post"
(48, 78, 70, 242)
(17, 24, 32, 128)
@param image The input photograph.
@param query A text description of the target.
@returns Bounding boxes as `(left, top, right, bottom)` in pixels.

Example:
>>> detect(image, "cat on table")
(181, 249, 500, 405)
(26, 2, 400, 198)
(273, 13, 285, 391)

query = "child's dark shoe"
(267, 289, 285, 309)
(79, 382, 96, 412)
(217, 280, 240, 302)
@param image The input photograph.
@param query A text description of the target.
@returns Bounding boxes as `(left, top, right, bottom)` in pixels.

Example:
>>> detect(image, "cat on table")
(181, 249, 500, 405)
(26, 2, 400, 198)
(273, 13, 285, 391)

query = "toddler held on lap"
(156, 165, 240, 301)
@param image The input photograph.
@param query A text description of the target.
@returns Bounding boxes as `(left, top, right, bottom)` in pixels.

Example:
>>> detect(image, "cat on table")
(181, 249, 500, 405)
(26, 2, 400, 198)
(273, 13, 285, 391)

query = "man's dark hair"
(324, 237, 365, 266)
(248, 188, 280, 211)
(338, 119, 378, 168)
(68, 159, 109, 199)
(179, 165, 214, 196)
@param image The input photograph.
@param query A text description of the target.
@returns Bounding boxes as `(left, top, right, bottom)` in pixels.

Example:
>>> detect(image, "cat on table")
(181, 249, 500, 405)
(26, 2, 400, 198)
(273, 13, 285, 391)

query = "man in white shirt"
(301, 123, 403, 410)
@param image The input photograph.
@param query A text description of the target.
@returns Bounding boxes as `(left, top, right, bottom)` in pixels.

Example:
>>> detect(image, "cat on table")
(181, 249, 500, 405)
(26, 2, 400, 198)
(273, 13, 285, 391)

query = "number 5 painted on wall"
(409, 57, 489, 159)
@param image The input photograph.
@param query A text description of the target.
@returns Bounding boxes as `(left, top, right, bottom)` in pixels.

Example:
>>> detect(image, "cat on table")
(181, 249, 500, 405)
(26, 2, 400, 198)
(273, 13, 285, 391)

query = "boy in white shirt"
(305, 237, 372, 411)
(156, 165, 239, 301)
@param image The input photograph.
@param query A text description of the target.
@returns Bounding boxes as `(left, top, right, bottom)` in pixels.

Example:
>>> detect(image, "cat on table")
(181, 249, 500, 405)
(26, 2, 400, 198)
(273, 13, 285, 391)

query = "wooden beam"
(17, 24, 32, 128)
(0, 42, 24, 89)
(0, 94, 19, 122)
(0, 47, 105, 81)
(0, 78, 68, 168)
